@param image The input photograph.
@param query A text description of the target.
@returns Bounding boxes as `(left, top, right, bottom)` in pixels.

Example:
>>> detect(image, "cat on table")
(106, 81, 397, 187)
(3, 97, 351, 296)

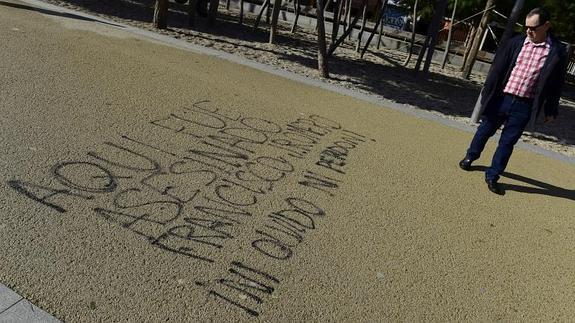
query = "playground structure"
(152, 0, 574, 79)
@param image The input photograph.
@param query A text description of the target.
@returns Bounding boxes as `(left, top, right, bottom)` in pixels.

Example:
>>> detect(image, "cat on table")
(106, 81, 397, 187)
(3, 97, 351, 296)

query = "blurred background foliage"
(397, 0, 575, 43)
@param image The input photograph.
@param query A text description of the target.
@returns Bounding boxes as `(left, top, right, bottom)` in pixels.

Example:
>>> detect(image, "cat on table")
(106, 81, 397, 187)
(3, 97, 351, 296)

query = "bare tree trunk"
(331, 0, 343, 43)
(461, 0, 494, 79)
(207, 0, 219, 26)
(499, 0, 524, 51)
(153, 0, 169, 29)
(266, 0, 272, 23)
(188, 0, 197, 27)
(376, 8, 385, 49)
(441, 0, 457, 69)
(403, 0, 418, 66)
(420, 0, 448, 76)
(345, 0, 352, 39)
(359, 0, 388, 58)
(269, 0, 282, 43)
(356, 3, 368, 52)
(239, 0, 244, 24)
(328, 11, 360, 56)
(226, 0, 230, 10)
(413, 0, 447, 75)
(334, 0, 348, 40)
(460, 22, 476, 70)
(254, 0, 271, 30)
(316, 0, 329, 77)
(376, 14, 384, 49)
(291, 0, 301, 32)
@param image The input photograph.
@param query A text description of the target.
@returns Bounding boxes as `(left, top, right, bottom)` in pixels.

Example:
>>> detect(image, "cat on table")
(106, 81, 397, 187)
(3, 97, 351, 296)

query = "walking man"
(459, 7, 568, 195)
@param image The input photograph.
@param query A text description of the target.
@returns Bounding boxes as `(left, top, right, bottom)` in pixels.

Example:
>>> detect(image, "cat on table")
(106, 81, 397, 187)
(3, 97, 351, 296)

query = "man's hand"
(544, 116, 555, 123)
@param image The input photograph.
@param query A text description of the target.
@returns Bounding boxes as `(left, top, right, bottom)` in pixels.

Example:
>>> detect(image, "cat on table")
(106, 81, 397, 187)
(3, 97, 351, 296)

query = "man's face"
(525, 14, 550, 43)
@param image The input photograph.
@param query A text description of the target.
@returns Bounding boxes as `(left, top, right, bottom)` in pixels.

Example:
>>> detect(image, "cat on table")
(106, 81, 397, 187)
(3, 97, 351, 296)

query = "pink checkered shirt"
(503, 37, 551, 99)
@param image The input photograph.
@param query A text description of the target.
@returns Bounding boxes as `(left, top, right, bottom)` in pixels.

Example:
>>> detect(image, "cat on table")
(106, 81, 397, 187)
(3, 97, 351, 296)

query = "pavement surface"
(1, 0, 574, 321)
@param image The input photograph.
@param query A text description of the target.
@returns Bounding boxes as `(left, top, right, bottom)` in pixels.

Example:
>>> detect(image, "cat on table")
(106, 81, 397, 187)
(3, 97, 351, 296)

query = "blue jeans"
(466, 94, 532, 182)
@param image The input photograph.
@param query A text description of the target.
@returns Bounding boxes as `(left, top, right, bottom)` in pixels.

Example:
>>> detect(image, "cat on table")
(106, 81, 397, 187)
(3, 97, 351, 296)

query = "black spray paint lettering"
(151, 231, 215, 263)
(139, 166, 214, 205)
(6, 108, 375, 317)
(183, 216, 235, 240)
(94, 207, 167, 239)
(191, 195, 252, 225)
(289, 118, 331, 137)
(121, 134, 180, 158)
(251, 197, 325, 260)
(214, 181, 259, 207)
(149, 114, 204, 138)
(206, 132, 259, 155)
(202, 261, 279, 317)
(174, 108, 228, 130)
(249, 156, 294, 185)
(315, 131, 368, 175)
(298, 170, 341, 196)
(112, 187, 183, 225)
(309, 114, 342, 130)
(162, 219, 233, 250)
(87, 141, 161, 173)
(7, 180, 93, 213)
(251, 231, 294, 260)
(187, 140, 249, 171)
(53, 161, 118, 193)
(240, 117, 283, 134)
(186, 100, 242, 122)
(263, 215, 305, 244)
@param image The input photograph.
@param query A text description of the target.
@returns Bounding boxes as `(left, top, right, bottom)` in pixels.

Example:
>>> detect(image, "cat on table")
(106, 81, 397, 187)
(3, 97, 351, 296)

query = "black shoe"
(485, 179, 504, 195)
(459, 158, 473, 171)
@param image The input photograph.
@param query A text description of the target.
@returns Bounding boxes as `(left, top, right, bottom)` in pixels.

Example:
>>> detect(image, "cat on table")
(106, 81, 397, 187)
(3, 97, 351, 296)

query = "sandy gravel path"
(1, 1, 575, 321)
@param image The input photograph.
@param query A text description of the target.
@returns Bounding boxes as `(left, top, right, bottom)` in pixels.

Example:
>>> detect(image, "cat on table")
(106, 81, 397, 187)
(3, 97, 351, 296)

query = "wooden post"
(341, 0, 348, 38)
(499, 0, 524, 51)
(207, 0, 219, 26)
(153, 0, 169, 29)
(461, 0, 494, 79)
(359, 0, 388, 58)
(188, 0, 197, 27)
(316, 0, 329, 77)
(239, 0, 244, 24)
(345, 0, 352, 39)
(266, 0, 272, 23)
(254, 0, 270, 30)
(403, 0, 418, 66)
(376, 0, 387, 49)
(414, 0, 447, 75)
(421, 0, 448, 76)
(376, 8, 384, 49)
(331, 0, 342, 43)
(356, 3, 368, 52)
(328, 12, 360, 56)
(291, 0, 301, 32)
(460, 22, 476, 71)
(441, 0, 457, 69)
(269, 0, 282, 44)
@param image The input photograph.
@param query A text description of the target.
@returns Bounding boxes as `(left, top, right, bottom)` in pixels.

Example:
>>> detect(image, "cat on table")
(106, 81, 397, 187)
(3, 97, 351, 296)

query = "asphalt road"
(1, 0, 575, 321)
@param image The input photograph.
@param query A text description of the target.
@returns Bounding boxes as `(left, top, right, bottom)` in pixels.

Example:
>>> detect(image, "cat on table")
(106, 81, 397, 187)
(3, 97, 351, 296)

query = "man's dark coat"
(476, 34, 568, 128)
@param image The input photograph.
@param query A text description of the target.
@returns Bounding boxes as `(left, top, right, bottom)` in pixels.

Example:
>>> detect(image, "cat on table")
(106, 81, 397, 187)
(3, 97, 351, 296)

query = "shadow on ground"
(5, 0, 575, 149)
(469, 166, 575, 201)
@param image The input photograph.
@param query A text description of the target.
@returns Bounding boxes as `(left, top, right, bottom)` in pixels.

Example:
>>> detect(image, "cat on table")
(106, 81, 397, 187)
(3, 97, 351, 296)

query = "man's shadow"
(469, 166, 575, 200)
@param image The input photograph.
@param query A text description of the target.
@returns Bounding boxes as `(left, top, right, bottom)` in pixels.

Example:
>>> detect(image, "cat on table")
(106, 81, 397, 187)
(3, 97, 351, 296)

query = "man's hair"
(527, 7, 551, 24)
